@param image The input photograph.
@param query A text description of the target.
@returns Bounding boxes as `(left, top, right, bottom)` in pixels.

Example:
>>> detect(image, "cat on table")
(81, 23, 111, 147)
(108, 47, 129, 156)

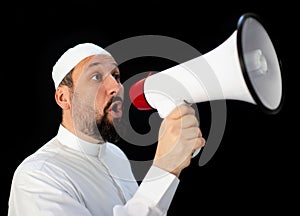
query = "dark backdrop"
(4, 1, 297, 215)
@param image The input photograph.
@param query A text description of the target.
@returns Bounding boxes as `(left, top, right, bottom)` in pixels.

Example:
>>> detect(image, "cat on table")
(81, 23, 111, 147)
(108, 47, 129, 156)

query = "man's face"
(70, 54, 124, 143)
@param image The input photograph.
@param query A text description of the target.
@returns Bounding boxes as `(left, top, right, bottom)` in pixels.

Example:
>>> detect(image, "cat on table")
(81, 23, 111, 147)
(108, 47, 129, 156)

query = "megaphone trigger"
(183, 99, 193, 106)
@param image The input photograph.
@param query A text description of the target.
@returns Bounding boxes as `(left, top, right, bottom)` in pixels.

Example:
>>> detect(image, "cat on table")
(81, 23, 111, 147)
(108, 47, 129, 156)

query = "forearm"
(113, 166, 179, 216)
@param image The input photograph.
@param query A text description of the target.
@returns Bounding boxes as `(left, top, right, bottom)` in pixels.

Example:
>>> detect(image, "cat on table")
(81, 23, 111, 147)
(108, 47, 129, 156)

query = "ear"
(55, 86, 71, 110)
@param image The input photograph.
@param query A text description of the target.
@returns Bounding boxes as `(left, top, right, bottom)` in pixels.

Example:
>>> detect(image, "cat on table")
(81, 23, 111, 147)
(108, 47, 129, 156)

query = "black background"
(3, 1, 298, 215)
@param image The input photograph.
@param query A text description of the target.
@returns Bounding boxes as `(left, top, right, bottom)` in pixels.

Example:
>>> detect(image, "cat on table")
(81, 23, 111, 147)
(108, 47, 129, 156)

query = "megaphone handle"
(192, 147, 201, 158)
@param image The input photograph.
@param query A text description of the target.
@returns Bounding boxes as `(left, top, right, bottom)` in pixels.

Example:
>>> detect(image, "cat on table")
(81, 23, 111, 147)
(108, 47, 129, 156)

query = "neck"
(61, 116, 104, 144)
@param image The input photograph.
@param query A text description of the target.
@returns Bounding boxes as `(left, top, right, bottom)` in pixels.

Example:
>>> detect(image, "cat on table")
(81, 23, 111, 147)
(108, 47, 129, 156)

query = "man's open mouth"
(109, 99, 123, 118)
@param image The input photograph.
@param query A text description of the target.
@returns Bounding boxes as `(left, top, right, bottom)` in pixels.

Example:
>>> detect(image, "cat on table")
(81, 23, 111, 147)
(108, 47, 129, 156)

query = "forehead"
(88, 54, 117, 66)
(73, 54, 118, 77)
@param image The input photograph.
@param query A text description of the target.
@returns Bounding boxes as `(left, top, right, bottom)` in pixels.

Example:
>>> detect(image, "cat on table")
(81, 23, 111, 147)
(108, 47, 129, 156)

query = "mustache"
(104, 96, 123, 112)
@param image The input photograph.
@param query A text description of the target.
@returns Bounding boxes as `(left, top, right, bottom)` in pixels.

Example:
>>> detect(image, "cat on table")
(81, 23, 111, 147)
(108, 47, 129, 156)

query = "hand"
(153, 104, 206, 177)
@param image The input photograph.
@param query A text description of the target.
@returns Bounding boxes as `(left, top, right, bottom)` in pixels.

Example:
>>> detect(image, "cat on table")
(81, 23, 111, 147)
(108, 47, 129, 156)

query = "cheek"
(95, 89, 109, 114)
(118, 85, 124, 99)
(94, 98, 105, 114)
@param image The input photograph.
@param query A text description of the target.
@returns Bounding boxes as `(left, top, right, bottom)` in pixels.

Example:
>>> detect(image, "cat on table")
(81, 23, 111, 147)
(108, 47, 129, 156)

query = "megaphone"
(129, 13, 284, 120)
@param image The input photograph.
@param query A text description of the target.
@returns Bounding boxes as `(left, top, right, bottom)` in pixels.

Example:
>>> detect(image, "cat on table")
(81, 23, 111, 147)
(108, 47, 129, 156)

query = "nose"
(104, 74, 121, 96)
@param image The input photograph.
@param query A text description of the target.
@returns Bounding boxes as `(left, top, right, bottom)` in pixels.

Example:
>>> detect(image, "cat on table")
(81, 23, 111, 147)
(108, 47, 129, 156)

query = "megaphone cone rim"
(237, 12, 285, 115)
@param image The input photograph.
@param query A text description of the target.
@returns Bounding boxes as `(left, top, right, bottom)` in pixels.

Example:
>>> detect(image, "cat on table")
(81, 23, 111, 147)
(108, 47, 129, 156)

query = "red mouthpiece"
(129, 72, 154, 110)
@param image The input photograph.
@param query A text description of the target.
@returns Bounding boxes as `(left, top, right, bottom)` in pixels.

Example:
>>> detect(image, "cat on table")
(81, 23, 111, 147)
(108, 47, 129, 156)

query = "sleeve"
(8, 162, 179, 216)
(113, 165, 180, 216)
(8, 166, 93, 216)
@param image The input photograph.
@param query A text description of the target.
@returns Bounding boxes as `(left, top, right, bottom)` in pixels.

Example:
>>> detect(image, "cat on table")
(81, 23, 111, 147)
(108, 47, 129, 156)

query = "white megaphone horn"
(129, 13, 284, 121)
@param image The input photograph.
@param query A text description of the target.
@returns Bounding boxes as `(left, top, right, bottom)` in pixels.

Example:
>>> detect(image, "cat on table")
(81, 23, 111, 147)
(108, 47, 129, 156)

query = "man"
(8, 42, 205, 215)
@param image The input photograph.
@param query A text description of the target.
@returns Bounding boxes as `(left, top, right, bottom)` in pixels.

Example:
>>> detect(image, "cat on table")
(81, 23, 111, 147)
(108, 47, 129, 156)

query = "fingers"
(168, 104, 199, 128)
(167, 104, 204, 150)
(197, 137, 206, 149)
(154, 104, 206, 176)
(185, 128, 205, 151)
(194, 128, 206, 149)
(167, 104, 195, 120)
(181, 114, 199, 128)
(182, 127, 201, 140)
(191, 137, 206, 158)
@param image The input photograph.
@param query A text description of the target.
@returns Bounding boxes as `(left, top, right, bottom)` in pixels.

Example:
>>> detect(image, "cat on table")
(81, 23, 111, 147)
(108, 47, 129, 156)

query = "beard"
(97, 112, 121, 143)
(71, 91, 125, 144)
(96, 96, 125, 143)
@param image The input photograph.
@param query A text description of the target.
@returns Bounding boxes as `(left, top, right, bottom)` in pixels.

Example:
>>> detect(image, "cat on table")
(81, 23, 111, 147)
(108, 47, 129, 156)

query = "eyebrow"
(87, 62, 118, 68)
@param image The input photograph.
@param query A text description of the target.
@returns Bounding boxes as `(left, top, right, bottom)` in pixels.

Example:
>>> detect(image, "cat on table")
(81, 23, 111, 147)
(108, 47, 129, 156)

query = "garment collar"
(56, 124, 106, 157)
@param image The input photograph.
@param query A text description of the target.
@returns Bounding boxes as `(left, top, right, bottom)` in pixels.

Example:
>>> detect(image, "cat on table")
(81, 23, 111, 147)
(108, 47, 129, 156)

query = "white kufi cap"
(52, 43, 111, 89)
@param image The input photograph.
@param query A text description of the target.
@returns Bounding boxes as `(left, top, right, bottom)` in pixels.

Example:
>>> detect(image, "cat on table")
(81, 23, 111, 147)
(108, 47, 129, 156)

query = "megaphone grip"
(192, 147, 201, 158)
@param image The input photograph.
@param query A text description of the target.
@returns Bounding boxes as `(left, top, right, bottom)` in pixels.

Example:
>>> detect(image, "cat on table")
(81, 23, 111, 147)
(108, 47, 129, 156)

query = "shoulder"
(106, 142, 128, 159)
(11, 138, 66, 182)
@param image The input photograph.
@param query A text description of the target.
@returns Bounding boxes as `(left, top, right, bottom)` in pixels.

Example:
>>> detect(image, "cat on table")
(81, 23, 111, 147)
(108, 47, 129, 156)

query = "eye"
(112, 73, 121, 82)
(91, 73, 103, 81)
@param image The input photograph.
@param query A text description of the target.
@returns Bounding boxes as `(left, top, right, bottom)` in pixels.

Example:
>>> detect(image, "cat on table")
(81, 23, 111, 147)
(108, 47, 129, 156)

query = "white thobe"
(8, 124, 179, 216)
